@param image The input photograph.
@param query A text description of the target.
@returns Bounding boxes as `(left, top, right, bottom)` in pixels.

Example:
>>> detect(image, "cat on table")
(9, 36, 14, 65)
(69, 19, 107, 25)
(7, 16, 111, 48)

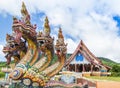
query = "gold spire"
(58, 27, 64, 39)
(22, 2, 25, 8)
(21, 2, 27, 14)
(21, 2, 31, 24)
(45, 16, 49, 24)
(44, 16, 51, 35)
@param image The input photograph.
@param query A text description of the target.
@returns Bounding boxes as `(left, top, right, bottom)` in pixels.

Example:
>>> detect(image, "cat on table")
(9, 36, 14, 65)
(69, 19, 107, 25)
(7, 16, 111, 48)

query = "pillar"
(82, 64, 85, 72)
(75, 64, 77, 72)
(91, 64, 93, 73)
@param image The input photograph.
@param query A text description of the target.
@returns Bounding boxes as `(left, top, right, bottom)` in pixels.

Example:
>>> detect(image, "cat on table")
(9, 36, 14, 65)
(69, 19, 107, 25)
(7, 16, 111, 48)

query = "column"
(91, 64, 93, 72)
(82, 64, 85, 72)
(75, 64, 77, 72)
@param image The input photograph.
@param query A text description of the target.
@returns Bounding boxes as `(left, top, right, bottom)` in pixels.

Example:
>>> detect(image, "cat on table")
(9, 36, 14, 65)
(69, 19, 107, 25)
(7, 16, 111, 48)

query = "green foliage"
(0, 72, 5, 78)
(50, 54, 71, 65)
(50, 54, 58, 65)
(0, 62, 6, 78)
(111, 72, 120, 77)
(0, 61, 12, 78)
(98, 57, 120, 67)
(98, 57, 120, 77)
(0, 62, 6, 67)
(110, 65, 120, 77)
(111, 65, 120, 72)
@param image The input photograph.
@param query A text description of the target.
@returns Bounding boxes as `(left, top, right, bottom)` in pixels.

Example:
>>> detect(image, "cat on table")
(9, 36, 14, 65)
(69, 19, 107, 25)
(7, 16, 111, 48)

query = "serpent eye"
(11, 45, 14, 48)
(15, 43, 19, 46)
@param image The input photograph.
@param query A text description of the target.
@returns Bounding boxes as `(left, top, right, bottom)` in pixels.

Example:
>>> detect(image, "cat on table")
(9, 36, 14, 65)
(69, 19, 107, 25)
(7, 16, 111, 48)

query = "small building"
(64, 40, 111, 76)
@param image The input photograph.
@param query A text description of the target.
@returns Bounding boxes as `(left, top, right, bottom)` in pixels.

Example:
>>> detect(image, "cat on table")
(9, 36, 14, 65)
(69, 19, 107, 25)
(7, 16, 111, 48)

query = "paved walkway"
(96, 81, 120, 88)
(84, 77, 120, 88)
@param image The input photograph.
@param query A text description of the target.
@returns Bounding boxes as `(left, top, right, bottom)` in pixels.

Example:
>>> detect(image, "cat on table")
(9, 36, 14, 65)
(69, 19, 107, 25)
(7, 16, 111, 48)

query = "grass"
(86, 76, 120, 82)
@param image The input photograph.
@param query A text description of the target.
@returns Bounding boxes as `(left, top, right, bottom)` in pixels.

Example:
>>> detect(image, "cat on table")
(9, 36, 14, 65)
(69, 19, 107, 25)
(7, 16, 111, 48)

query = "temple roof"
(64, 40, 111, 69)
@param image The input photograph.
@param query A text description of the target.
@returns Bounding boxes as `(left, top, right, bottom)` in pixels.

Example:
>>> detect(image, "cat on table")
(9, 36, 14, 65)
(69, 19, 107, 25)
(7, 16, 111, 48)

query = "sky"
(0, 0, 120, 63)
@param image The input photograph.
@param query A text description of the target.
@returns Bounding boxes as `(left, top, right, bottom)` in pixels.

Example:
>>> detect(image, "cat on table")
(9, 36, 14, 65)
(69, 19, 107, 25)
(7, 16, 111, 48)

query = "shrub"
(111, 65, 120, 72)
(0, 72, 5, 78)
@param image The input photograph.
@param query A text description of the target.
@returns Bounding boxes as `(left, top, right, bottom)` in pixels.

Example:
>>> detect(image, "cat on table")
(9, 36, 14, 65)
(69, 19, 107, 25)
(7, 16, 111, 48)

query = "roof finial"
(44, 16, 50, 36)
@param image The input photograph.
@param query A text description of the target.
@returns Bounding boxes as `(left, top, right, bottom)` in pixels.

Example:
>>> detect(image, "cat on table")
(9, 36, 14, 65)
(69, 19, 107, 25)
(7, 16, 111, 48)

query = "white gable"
(70, 54, 90, 64)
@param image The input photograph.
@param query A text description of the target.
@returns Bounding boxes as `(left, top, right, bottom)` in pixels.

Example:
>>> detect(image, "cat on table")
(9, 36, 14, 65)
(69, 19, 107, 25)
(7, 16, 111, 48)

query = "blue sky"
(0, 14, 12, 43)
(1, 0, 120, 63)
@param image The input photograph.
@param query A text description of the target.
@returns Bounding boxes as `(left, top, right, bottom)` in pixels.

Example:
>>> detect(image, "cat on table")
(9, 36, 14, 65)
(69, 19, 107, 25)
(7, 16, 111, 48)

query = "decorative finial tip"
(45, 16, 49, 23)
(59, 27, 62, 32)
(22, 2, 25, 7)
(21, 2, 27, 12)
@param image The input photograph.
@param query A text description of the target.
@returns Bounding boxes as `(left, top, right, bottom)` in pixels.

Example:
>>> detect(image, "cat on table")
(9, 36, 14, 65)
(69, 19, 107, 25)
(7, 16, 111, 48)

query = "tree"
(111, 65, 120, 76)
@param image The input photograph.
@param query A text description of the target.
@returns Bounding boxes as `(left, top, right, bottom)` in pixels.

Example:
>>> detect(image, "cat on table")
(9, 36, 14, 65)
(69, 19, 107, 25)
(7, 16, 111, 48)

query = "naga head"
(12, 2, 37, 44)
(3, 45, 12, 65)
(12, 16, 37, 44)
(55, 27, 67, 56)
(3, 34, 27, 65)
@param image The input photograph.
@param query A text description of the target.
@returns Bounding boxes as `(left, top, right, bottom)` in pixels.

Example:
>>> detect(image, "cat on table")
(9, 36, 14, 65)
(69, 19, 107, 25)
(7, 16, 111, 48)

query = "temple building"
(64, 40, 111, 76)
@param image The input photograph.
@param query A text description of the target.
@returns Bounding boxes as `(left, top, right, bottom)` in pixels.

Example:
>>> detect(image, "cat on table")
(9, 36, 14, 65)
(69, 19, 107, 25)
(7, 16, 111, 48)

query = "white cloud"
(0, 44, 5, 61)
(65, 38, 78, 53)
(0, 0, 22, 16)
(1, 0, 120, 62)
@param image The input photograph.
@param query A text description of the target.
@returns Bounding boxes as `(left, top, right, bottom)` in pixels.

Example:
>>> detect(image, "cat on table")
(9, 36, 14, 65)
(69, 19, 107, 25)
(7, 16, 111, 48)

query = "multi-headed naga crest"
(3, 2, 68, 88)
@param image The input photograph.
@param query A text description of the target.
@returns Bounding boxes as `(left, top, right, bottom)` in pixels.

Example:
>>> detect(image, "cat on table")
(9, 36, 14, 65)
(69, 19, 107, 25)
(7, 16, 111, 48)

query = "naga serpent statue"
(7, 2, 67, 88)
(3, 34, 27, 65)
